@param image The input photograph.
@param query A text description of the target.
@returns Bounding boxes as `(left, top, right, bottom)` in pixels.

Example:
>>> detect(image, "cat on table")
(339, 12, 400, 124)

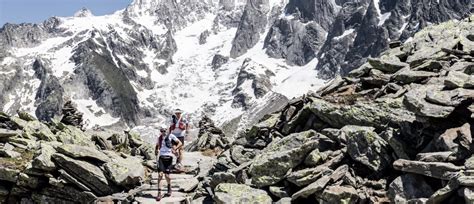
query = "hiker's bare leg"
(157, 172, 163, 199)
(165, 173, 172, 196)
(178, 147, 184, 164)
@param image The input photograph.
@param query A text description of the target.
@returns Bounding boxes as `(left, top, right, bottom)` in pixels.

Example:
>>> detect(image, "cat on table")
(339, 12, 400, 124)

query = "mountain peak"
(74, 7, 93, 17)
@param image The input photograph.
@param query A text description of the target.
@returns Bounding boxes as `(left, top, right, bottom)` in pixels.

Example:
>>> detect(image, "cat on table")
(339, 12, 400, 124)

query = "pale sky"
(0, 0, 132, 26)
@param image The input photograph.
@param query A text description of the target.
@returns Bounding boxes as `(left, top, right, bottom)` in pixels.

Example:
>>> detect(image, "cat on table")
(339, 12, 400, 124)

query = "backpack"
(158, 134, 172, 149)
(170, 114, 187, 131)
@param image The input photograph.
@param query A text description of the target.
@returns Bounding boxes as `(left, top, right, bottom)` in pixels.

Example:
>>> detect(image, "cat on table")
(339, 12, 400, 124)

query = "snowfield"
(0, 0, 327, 134)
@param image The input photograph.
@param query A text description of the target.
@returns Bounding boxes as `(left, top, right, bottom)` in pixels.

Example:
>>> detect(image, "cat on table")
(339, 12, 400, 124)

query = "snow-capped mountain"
(0, 0, 471, 136)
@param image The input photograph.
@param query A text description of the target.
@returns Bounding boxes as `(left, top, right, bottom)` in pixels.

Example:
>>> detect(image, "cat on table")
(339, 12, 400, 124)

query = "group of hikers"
(154, 108, 191, 201)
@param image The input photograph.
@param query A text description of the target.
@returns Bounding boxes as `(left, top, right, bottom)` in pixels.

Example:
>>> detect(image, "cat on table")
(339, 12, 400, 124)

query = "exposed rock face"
(231, 58, 274, 109)
(230, 0, 270, 58)
(33, 59, 64, 122)
(264, 17, 327, 66)
(316, 0, 472, 78)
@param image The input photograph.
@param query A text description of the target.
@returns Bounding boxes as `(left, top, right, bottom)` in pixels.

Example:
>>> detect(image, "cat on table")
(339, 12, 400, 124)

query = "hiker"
(169, 108, 191, 169)
(155, 124, 182, 201)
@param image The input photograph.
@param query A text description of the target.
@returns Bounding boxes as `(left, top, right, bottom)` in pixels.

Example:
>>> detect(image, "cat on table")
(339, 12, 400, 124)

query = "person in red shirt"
(169, 109, 191, 169)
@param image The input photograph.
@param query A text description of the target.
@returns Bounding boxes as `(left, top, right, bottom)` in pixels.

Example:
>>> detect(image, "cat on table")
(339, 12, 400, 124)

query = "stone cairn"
(186, 115, 229, 152)
(60, 101, 84, 129)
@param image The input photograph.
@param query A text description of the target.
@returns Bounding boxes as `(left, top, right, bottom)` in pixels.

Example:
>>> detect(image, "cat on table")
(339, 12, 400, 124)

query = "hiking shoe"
(156, 193, 162, 201)
(165, 187, 172, 197)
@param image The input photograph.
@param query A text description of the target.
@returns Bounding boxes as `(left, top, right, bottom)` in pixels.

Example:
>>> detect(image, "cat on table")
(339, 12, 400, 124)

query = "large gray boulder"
(103, 151, 145, 189)
(0, 167, 20, 182)
(11, 118, 55, 141)
(56, 144, 110, 163)
(368, 58, 408, 73)
(32, 142, 57, 171)
(291, 174, 331, 200)
(318, 185, 360, 204)
(248, 130, 319, 187)
(393, 159, 464, 180)
(342, 125, 391, 171)
(52, 153, 113, 196)
(310, 97, 416, 129)
(392, 68, 439, 84)
(0, 128, 21, 139)
(287, 153, 344, 187)
(214, 183, 272, 204)
(434, 123, 472, 159)
(444, 71, 474, 89)
(404, 85, 455, 118)
(388, 174, 434, 203)
(55, 125, 93, 147)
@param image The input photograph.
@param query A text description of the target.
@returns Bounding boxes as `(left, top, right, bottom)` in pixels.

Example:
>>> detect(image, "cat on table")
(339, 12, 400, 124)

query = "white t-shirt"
(170, 115, 190, 138)
(157, 134, 179, 157)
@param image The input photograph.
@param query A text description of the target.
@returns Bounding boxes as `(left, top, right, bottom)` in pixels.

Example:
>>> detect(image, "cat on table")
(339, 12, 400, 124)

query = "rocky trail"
(133, 152, 216, 204)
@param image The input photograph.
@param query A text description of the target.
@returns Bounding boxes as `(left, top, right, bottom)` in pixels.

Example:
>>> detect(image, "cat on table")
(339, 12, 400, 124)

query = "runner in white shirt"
(155, 125, 182, 201)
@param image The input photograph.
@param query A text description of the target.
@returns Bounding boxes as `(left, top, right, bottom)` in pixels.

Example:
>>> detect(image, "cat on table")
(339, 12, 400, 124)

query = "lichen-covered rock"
(291, 174, 331, 200)
(444, 71, 474, 89)
(103, 152, 145, 189)
(214, 183, 272, 204)
(0, 167, 20, 182)
(368, 58, 408, 73)
(12, 118, 55, 141)
(55, 125, 93, 147)
(209, 172, 237, 189)
(0, 128, 21, 139)
(56, 144, 110, 163)
(52, 153, 113, 196)
(32, 142, 57, 171)
(310, 98, 416, 129)
(403, 84, 455, 118)
(248, 130, 319, 187)
(318, 185, 360, 204)
(342, 125, 391, 171)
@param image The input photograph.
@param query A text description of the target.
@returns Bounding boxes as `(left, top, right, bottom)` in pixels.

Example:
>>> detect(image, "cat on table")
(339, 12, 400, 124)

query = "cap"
(174, 108, 183, 113)
(160, 124, 168, 130)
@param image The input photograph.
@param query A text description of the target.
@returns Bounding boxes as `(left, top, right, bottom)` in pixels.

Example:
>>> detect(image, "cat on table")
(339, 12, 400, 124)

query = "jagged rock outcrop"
(230, 0, 270, 58)
(33, 59, 64, 122)
(231, 58, 274, 109)
(188, 15, 474, 203)
(316, 0, 472, 78)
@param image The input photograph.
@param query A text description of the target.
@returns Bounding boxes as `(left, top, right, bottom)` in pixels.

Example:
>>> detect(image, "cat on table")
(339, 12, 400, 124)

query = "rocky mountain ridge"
(186, 15, 474, 203)
(0, 0, 471, 137)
